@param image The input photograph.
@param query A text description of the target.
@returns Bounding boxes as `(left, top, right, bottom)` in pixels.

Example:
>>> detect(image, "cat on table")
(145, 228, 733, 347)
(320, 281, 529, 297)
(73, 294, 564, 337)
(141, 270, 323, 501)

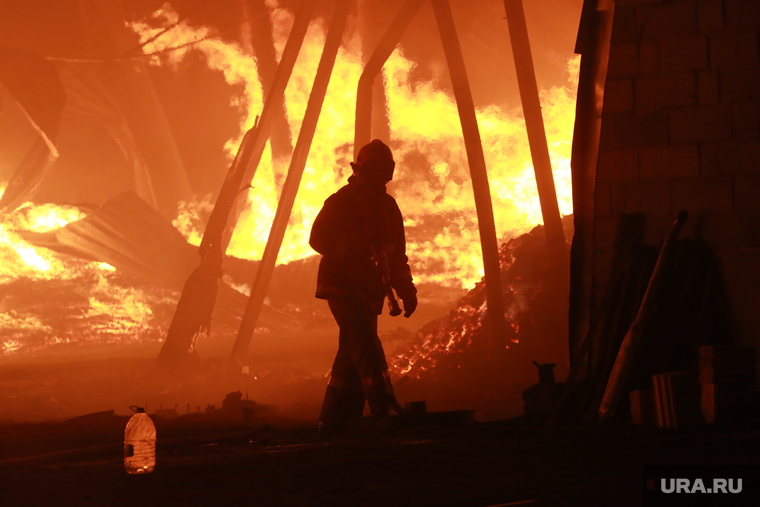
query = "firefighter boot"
(318, 385, 365, 435)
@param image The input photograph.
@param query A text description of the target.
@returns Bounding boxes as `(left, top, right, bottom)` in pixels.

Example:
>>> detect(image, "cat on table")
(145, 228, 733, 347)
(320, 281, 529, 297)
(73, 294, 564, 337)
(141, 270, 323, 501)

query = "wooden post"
(242, 0, 294, 162)
(502, 0, 567, 270)
(229, 0, 352, 372)
(432, 0, 508, 354)
(568, 0, 616, 362)
(354, 0, 424, 159)
(222, 0, 317, 252)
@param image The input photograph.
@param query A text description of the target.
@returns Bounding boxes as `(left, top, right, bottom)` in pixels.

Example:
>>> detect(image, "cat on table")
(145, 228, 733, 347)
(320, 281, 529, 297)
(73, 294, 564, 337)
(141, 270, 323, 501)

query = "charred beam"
(354, 0, 424, 158)
(568, 0, 616, 362)
(503, 0, 567, 271)
(432, 0, 508, 355)
(229, 0, 353, 372)
(222, 0, 317, 252)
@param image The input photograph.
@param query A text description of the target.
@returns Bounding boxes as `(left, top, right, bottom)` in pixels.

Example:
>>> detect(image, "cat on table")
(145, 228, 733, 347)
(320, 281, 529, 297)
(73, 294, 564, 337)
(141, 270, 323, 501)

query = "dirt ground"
(2, 411, 760, 507)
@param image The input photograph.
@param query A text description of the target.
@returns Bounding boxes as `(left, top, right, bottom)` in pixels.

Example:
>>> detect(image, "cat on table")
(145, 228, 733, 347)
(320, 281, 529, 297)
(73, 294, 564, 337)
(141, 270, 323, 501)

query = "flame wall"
(132, 1, 579, 289)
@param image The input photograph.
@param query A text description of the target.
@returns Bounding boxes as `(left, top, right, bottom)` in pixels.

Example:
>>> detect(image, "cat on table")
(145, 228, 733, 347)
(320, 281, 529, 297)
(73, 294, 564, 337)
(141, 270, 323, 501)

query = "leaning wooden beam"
(567, 0, 616, 362)
(353, 0, 424, 159)
(244, 0, 294, 162)
(432, 0, 508, 355)
(229, 0, 353, 373)
(502, 0, 567, 271)
(156, 125, 259, 368)
(598, 210, 689, 424)
(222, 0, 317, 252)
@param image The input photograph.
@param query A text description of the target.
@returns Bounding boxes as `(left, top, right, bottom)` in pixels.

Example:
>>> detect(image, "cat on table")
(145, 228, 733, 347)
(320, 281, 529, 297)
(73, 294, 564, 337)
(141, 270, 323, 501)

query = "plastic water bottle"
(124, 406, 156, 474)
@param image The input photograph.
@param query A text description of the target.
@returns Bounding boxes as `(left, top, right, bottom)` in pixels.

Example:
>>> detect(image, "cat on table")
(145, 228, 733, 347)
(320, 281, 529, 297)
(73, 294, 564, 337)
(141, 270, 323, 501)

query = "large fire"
(0, 185, 167, 356)
(132, 4, 577, 288)
(1, 2, 577, 359)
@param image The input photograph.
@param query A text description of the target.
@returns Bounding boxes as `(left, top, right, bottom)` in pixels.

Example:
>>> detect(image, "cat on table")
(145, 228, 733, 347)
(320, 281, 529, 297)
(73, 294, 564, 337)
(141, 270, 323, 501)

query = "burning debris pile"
(0, 190, 324, 360)
(389, 216, 573, 414)
(0, 1, 585, 424)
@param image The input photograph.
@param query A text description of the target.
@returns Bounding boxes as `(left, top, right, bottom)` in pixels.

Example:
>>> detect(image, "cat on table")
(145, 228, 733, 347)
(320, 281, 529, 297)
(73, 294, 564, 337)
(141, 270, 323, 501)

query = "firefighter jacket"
(309, 175, 416, 313)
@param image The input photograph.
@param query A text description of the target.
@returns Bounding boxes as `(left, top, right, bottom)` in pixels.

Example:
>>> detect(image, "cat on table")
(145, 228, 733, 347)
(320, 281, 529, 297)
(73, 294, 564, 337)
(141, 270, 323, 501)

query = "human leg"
(327, 297, 403, 416)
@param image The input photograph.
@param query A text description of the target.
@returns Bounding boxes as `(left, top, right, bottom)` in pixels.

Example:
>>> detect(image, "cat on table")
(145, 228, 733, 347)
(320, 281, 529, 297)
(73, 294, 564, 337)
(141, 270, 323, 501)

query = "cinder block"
(700, 139, 760, 176)
(709, 31, 760, 68)
(635, 72, 697, 110)
(721, 67, 760, 103)
(608, 182, 624, 214)
(592, 217, 619, 255)
(730, 102, 760, 139)
(621, 112, 671, 147)
(735, 213, 760, 248)
(732, 249, 760, 287)
(670, 105, 732, 143)
(639, 1, 699, 40)
(724, 0, 760, 29)
(597, 148, 640, 181)
(697, 0, 724, 33)
(639, 144, 700, 179)
(697, 70, 720, 105)
(735, 318, 760, 347)
(734, 175, 760, 211)
(669, 176, 735, 213)
(620, 179, 670, 213)
(612, 6, 640, 45)
(608, 43, 639, 78)
(715, 248, 739, 286)
(659, 35, 709, 72)
(640, 42, 659, 75)
(604, 113, 623, 149)
(643, 212, 678, 247)
(728, 285, 760, 320)
(595, 182, 612, 217)
(700, 212, 745, 249)
(603, 79, 635, 113)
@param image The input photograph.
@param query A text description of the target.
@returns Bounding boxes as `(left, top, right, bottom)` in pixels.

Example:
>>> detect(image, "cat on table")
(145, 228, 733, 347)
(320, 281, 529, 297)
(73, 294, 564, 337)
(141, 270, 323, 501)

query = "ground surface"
(2, 413, 760, 507)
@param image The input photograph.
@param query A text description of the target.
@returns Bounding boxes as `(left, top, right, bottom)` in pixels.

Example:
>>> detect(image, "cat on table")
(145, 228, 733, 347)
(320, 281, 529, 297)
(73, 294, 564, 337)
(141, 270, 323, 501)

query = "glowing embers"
(131, 4, 578, 291)
(389, 218, 571, 379)
(0, 198, 87, 281)
(0, 195, 171, 356)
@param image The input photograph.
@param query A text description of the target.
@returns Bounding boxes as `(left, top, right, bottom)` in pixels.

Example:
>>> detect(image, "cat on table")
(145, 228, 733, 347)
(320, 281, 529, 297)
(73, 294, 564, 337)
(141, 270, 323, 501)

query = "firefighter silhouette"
(310, 139, 417, 432)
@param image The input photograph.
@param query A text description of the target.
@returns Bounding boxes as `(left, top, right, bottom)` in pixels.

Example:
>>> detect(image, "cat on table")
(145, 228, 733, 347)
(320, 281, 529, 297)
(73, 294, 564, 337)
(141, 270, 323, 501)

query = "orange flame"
(0, 184, 167, 356)
(132, 4, 577, 290)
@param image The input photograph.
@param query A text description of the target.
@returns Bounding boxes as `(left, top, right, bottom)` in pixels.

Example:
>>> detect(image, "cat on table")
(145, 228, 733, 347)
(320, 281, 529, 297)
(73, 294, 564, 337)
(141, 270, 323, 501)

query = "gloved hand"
(401, 293, 417, 318)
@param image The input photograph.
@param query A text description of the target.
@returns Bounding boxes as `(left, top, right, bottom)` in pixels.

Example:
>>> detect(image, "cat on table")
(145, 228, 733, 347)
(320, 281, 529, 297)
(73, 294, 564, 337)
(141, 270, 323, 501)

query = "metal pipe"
(229, 0, 352, 372)
(354, 0, 424, 159)
(432, 0, 508, 354)
(222, 0, 317, 252)
(503, 0, 567, 270)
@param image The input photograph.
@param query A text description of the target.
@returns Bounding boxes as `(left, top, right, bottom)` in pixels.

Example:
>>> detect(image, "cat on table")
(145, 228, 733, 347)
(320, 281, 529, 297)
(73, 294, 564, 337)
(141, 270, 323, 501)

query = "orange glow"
(132, 5, 578, 290)
(0, 184, 163, 356)
(0, 185, 87, 282)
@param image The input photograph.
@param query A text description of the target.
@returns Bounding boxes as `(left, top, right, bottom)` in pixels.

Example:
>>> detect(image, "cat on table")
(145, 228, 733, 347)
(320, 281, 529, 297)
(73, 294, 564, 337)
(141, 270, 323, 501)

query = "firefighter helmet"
(352, 139, 395, 182)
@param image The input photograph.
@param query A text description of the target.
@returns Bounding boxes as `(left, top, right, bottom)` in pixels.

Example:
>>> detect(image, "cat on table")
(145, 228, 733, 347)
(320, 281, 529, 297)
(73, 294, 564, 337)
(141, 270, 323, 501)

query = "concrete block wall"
(593, 0, 760, 345)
